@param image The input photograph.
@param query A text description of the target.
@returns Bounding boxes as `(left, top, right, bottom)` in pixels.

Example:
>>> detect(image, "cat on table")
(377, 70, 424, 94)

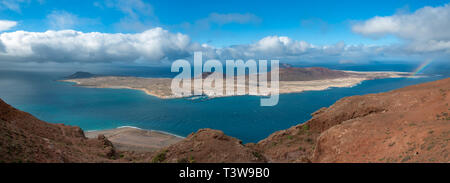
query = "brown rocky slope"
(155, 78, 450, 163)
(152, 129, 265, 163)
(1, 78, 449, 163)
(253, 77, 450, 162)
(0, 98, 263, 163)
(0, 99, 119, 162)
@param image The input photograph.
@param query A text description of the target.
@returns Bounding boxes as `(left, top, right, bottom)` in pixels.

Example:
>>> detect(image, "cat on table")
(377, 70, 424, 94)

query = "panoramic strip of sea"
(0, 62, 448, 143)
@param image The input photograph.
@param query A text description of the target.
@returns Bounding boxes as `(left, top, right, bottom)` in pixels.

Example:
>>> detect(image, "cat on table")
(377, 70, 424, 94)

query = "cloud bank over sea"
(1, 3, 450, 66)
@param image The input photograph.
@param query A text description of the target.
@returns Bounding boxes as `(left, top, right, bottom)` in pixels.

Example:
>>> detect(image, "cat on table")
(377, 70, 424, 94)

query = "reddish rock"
(0, 99, 117, 163)
(152, 129, 265, 163)
(1, 77, 449, 163)
(311, 78, 450, 162)
(254, 78, 450, 163)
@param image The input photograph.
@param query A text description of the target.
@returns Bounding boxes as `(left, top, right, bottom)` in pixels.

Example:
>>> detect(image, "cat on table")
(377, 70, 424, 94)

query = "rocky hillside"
(310, 78, 450, 162)
(69, 67, 351, 82)
(0, 99, 117, 163)
(65, 71, 97, 79)
(254, 77, 450, 162)
(1, 78, 449, 163)
(0, 98, 264, 163)
(154, 78, 450, 163)
(152, 129, 265, 163)
(278, 67, 350, 81)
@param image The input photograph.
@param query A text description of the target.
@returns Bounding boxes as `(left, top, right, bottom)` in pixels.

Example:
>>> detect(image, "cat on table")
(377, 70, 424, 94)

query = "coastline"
(61, 70, 415, 99)
(85, 126, 184, 152)
(61, 79, 175, 99)
(86, 126, 186, 139)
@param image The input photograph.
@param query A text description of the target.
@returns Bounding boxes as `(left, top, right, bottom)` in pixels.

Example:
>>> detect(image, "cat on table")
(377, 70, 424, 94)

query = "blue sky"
(0, 0, 450, 66)
(2, 0, 448, 46)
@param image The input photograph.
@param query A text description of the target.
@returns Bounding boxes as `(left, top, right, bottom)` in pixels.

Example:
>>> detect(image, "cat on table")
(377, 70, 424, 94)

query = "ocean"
(0, 62, 448, 143)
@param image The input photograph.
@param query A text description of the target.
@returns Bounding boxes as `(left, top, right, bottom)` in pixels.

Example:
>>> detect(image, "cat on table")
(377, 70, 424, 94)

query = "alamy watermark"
(170, 52, 279, 106)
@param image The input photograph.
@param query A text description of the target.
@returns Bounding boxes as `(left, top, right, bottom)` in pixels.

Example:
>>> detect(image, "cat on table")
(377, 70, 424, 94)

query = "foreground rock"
(254, 78, 450, 163)
(152, 129, 265, 163)
(311, 78, 450, 162)
(0, 99, 117, 163)
(1, 78, 449, 163)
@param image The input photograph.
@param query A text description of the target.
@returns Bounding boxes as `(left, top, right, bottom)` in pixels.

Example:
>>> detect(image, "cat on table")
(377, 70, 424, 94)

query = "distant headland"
(61, 67, 414, 99)
(65, 71, 98, 79)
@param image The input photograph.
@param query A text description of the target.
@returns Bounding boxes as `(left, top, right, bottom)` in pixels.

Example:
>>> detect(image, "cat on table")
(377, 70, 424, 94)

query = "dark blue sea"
(0, 62, 448, 143)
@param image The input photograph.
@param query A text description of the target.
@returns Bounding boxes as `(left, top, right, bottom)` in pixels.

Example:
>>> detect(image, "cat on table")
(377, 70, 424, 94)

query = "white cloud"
(195, 36, 387, 62)
(0, 27, 190, 63)
(0, 26, 383, 64)
(352, 3, 450, 53)
(250, 36, 311, 55)
(0, 25, 448, 65)
(0, 20, 17, 31)
(46, 10, 100, 30)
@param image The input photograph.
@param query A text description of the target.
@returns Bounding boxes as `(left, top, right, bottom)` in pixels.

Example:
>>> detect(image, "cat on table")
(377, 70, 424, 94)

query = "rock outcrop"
(0, 99, 117, 163)
(65, 71, 97, 79)
(254, 77, 450, 162)
(311, 78, 450, 162)
(278, 67, 350, 81)
(1, 78, 449, 163)
(152, 129, 265, 163)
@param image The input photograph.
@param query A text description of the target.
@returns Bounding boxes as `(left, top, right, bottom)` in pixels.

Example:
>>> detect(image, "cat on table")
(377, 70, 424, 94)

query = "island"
(61, 67, 414, 99)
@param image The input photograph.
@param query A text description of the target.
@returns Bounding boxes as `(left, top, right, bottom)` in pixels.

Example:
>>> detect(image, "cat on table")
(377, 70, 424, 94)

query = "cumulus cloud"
(0, 39, 6, 52)
(0, 24, 448, 65)
(0, 20, 17, 31)
(352, 3, 450, 53)
(0, 26, 386, 64)
(204, 36, 313, 59)
(194, 36, 387, 62)
(0, 27, 191, 63)
(250, 36, 311, 55)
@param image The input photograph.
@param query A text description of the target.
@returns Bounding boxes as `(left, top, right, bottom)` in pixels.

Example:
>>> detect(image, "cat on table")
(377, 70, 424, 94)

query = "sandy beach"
(85, 127, 183, 152)
(62, 70, 413, 99)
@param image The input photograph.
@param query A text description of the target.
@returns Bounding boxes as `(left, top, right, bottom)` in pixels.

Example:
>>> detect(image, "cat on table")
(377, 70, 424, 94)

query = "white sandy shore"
(61, 70, 415, 99)
(85, 126, 183, 152)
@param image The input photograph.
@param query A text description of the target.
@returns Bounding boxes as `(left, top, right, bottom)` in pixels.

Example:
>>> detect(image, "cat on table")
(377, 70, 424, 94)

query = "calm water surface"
(0, 63, 447, 143)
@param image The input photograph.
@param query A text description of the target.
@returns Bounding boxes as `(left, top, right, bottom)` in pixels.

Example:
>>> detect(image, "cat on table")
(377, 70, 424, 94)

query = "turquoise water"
(0, 64, 448, 143)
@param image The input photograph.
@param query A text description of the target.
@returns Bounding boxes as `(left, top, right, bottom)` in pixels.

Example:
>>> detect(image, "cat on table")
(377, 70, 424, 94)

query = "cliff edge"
(0, 99, 117, 162)
(1, 78, 449, 163)
(254, 77, 450, 162)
